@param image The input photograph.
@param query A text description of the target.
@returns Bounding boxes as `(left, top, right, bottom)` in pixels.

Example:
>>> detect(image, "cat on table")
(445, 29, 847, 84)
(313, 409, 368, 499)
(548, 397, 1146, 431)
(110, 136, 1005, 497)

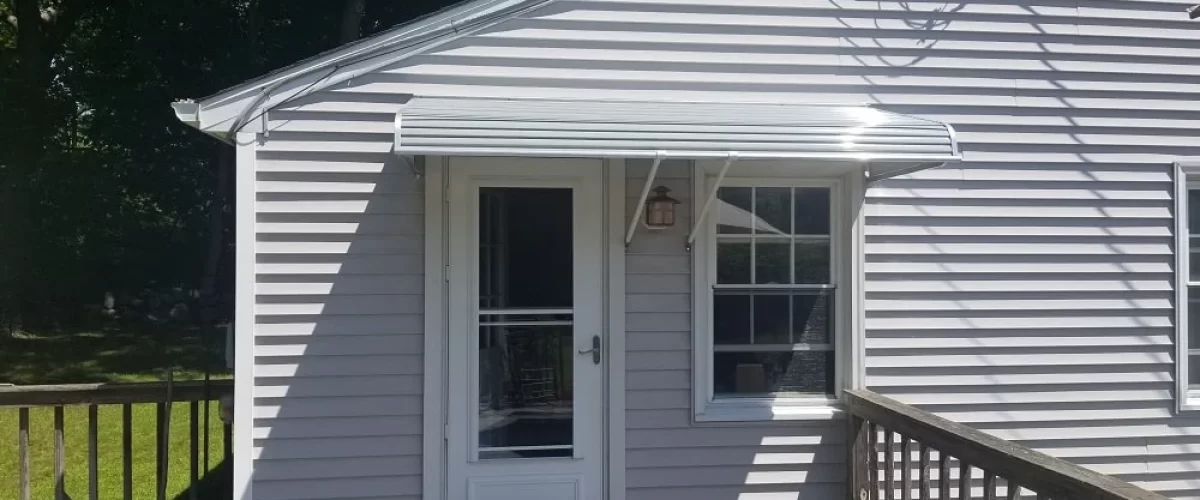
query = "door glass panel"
(477, 188, 574, 460)
(479, 188, 573, 309)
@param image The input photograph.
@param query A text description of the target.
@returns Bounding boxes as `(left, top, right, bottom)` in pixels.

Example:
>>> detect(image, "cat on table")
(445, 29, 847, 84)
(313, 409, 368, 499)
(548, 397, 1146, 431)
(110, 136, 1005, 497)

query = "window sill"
(696, 399, 845, 422)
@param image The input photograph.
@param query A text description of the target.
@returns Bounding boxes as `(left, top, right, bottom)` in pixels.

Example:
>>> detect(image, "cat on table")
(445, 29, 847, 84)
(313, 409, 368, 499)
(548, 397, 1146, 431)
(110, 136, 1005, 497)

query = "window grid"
(711, 186, 835, 397)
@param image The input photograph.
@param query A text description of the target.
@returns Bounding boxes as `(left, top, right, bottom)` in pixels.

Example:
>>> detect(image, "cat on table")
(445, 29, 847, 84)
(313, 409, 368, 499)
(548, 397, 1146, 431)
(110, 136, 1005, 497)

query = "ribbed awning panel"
(394, 96, 960, 162)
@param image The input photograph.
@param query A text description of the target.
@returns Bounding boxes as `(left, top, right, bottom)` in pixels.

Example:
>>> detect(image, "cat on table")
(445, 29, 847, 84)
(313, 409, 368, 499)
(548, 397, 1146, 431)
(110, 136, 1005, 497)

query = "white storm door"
(446, 157, 605, 500)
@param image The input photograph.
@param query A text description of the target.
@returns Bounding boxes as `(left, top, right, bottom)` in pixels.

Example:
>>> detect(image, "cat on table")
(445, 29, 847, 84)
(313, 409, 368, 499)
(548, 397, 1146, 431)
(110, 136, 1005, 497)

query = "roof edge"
(173, 0, 554, 137)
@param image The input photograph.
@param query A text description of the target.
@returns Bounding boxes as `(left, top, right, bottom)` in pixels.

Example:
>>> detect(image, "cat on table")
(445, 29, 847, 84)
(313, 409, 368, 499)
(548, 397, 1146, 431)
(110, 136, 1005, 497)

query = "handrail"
(844, 389, 1169, 500)
(0, 379, 233, 407)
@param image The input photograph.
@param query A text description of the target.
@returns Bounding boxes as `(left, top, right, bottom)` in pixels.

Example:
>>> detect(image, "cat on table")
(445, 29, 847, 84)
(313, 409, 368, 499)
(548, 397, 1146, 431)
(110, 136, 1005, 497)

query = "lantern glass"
(645, 186, 680, 230)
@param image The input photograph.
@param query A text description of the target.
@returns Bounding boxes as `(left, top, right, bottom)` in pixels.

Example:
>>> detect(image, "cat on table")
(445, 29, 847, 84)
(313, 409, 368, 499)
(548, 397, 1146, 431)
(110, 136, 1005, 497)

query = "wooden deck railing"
(1, 379, 234, 500)
(845, 389, 1168, 500)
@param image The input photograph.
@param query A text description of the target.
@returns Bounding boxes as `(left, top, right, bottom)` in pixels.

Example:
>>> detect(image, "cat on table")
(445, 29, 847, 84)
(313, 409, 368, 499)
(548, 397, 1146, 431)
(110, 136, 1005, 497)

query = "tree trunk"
(340, 0, 366, 44)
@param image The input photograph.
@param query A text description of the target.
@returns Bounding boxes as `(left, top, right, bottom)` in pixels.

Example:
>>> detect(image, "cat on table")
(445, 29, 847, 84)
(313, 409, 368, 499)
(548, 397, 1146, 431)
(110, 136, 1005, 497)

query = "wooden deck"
(846, 389, 1170, 500)
(1, 379, 233, 500)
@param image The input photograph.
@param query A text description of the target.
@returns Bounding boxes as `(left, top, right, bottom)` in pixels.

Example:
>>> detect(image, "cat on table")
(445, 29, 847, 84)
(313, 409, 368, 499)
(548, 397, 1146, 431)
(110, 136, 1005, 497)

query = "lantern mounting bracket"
(625, 151, 667, 248)
(686, 152, 739, 252)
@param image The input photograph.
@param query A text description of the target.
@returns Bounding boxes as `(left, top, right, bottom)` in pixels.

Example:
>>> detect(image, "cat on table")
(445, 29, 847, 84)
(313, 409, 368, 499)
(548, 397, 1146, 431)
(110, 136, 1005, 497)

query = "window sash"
(708, 184, 838, 399)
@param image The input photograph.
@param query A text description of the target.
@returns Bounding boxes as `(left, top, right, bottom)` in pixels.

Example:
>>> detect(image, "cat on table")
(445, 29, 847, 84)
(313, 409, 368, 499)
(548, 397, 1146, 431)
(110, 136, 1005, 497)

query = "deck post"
(849, 413, 872, 500)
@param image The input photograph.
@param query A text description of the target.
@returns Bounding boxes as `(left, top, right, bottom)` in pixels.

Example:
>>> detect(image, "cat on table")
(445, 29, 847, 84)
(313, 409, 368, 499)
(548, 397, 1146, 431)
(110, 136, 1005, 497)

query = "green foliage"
(0, 0, 459, 334)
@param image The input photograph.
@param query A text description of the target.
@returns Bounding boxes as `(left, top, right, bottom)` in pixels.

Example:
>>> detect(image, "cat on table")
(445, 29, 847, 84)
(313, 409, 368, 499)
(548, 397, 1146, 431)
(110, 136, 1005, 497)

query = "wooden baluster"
(190, 401, 200, 500)
(1006, 481, 1019, 500)
(869, 423, 879, 500)
(156, 402, 167, 500)
(18, 408, 30, 500)
(123, 403, 133, 500)
(89, 405, 99, 500)
(224, 422, 233, 461)
(958, 462, 970, 500)
(983, 471, 996, 500)
(902, 436, 912, 500)
(919, 443, 931, 500)
(885, 430, 896, 500)
(938, 452, 950, 500)
(54, 406, 65, 500)
(849, 414, 873, 500)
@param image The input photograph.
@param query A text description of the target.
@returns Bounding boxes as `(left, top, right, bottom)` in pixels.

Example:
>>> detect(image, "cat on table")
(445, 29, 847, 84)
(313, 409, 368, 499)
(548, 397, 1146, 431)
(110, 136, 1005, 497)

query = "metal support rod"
(686, 153, 738, 248)
(624, 151, 666, 247)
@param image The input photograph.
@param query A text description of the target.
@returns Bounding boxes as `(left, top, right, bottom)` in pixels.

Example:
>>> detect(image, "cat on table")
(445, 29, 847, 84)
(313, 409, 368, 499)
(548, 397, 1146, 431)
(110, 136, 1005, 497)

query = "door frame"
(422, 156, 626, 500)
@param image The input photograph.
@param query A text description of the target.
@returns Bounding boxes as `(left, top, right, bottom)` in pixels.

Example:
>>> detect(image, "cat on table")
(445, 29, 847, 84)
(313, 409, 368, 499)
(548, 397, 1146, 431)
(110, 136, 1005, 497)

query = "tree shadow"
(0, 324, 229, 385)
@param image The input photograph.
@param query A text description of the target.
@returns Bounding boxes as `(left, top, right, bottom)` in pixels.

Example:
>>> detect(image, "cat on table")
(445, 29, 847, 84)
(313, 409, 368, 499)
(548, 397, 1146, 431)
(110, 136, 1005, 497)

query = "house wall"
(246, 0, 1200, 498)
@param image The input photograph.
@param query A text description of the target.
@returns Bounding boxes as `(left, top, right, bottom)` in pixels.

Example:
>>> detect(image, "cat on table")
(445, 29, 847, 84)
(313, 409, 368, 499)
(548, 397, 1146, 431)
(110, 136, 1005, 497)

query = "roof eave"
(170, 0, 553, 138)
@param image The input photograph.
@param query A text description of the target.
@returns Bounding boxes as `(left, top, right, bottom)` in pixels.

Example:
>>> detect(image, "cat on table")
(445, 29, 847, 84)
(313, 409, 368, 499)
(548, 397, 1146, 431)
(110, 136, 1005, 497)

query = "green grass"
(0, 326, 231, 385)
(0, 403, 229, 500)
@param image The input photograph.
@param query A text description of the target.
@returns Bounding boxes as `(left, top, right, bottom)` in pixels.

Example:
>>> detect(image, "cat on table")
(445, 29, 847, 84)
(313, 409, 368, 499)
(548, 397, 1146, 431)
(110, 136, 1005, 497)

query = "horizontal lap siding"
(624, 160, 843, 500)
(252, 111, 423, 500)
(258, 0, 1200, 497)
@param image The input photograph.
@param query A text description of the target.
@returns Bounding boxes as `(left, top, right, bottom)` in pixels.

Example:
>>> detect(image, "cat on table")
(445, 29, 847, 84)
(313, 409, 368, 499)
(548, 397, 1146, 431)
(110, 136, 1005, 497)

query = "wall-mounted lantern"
(644, 186, 680, 230)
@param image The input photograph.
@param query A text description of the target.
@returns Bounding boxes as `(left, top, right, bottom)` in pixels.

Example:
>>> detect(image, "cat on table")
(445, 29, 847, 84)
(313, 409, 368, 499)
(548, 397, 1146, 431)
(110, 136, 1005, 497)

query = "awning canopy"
(394, 96, 960, 169)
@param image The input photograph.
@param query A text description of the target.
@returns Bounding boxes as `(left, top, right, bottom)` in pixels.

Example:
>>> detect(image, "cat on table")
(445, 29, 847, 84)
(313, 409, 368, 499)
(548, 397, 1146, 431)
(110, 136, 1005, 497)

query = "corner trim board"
(232, 132, 257, 500)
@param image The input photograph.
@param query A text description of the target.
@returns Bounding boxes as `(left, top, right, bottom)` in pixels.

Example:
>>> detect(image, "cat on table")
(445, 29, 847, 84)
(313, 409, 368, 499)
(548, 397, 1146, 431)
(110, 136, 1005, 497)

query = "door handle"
(578, 335, 601, 365)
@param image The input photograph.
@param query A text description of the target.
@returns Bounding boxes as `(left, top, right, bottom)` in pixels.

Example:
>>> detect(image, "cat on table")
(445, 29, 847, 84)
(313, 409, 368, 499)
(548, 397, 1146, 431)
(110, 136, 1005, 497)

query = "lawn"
(0, 326, 230, 385)
(0, 327, 233, 499)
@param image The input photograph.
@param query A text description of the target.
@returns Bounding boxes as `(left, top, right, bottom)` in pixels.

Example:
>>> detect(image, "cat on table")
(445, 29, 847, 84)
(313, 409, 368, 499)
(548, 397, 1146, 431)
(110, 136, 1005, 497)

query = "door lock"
(578, 335, 601, 365)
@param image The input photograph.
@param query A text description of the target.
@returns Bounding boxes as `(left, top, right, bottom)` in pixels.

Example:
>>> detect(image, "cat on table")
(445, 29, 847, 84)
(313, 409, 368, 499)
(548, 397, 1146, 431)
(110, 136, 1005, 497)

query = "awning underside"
(394, 96, 960, 163)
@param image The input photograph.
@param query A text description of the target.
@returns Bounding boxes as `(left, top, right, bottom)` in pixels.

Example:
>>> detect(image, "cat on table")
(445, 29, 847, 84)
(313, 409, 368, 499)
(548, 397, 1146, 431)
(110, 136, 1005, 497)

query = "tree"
(0, 0, 458, 337)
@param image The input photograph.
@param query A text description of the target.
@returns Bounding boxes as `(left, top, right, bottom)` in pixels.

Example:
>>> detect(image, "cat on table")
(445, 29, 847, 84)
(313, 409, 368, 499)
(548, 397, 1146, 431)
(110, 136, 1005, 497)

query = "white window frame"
(1176, 159, 1200, 411)
(692, 166, 864, 422)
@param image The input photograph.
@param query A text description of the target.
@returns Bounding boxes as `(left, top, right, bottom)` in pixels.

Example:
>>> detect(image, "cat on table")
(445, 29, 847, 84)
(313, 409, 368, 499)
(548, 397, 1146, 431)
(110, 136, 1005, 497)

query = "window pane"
(478, 324, 572, 458)
(794, 188, 831, 235)
(755, 187, 791, 235)
(1190, 190, 1200, 234)
(755, 241, 790, 284)
(479, 188, 573, 309)
(713, 351, 834, 396)
(753, 294, 790, 344)
(794, 292, 833, 344)
(1192, 243, 1200, 282)
(717, 242, 751, 284)
(717, 187, 753, 234)
(1191, 354, 1200, 386)
(1191, 292, 1200, 348)
(714, 294, 751, 345)
(795, 241, 831, 284)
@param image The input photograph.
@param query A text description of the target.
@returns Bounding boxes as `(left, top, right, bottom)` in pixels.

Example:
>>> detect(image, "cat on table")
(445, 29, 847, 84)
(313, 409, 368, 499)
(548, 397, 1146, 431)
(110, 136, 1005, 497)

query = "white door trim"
(424, 156, 624, 500)
(604, 158, 627, 500)
(423, 155, 449, 500)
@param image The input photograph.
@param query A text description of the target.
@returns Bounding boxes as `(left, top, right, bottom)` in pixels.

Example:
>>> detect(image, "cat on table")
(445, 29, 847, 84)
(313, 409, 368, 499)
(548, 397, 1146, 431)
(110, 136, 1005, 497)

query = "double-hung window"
(695, 176, 851, 421)
(1178, 160, 1200, 410)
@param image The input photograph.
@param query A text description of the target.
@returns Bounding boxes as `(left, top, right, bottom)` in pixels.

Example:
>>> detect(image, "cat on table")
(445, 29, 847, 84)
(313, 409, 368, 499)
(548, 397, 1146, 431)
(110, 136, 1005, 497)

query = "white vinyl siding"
(251, 121, 425, 500)
(246, 0, 1200, 498)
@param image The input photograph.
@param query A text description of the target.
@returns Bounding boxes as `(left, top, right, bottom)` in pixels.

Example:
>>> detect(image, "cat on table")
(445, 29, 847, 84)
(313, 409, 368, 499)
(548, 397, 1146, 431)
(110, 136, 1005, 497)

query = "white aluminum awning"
(394, 96, 960, 171)
(394, 95, 962, 247)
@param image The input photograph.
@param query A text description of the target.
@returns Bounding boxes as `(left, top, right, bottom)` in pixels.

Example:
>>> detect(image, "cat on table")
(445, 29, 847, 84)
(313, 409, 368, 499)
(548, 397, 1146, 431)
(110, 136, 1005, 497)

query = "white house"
(172, 0, 1200, 499)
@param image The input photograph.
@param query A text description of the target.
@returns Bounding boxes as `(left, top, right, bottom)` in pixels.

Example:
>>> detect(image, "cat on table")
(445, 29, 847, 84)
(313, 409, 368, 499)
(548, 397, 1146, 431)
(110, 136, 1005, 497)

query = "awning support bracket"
(686, 153, 738, 252)
(625, 152, 667, 248)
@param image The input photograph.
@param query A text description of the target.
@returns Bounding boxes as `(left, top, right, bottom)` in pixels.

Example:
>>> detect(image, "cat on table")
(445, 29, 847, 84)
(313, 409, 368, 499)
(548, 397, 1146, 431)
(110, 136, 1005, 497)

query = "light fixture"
(644, 186, 680, 230)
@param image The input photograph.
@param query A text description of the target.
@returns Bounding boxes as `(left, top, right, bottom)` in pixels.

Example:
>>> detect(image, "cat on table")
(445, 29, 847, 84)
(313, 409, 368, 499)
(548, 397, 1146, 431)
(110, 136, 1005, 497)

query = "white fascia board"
(179, 0, 553, 137)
